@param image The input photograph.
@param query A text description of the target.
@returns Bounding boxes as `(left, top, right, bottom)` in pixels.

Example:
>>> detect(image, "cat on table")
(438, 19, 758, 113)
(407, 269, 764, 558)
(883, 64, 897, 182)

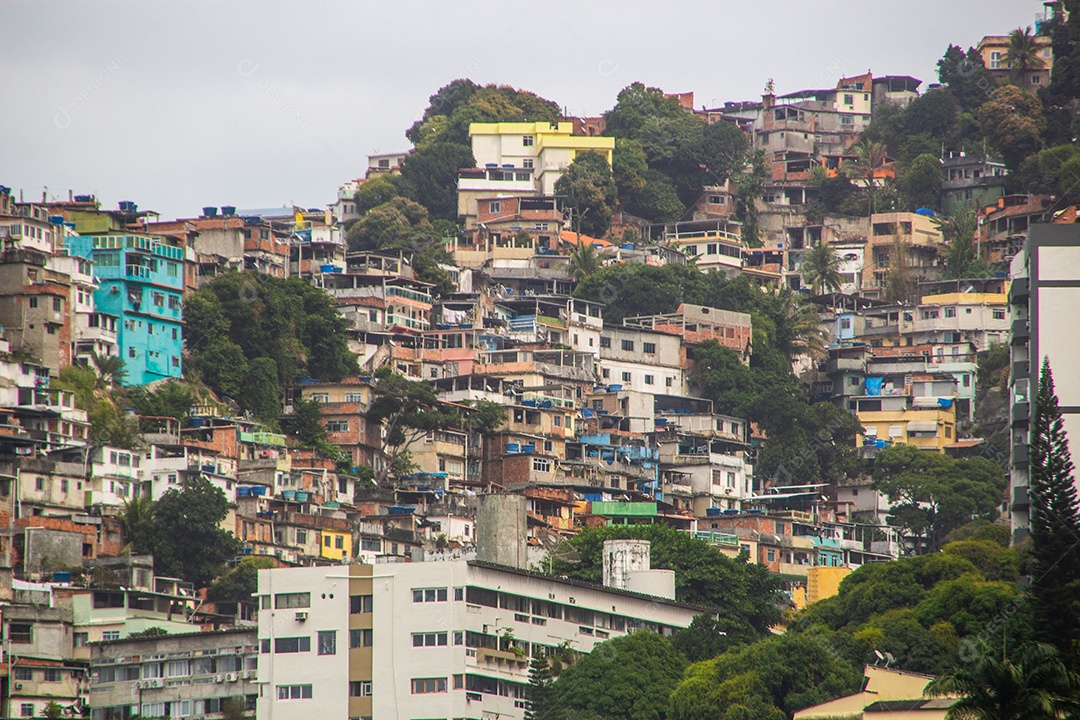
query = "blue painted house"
(68, 234, 184, 385)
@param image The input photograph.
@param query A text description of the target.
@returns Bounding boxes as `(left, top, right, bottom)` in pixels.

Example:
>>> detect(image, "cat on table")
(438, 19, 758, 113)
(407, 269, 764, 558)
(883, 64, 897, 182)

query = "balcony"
(1012, 485, 1030, 509)
(1012, 361, 1029, 381)
(1010, 319, 1029, 344)
(1008, 277, 1028, 304)
(1013, 443, 1030, 465)
(1011, 402, 1029, 427)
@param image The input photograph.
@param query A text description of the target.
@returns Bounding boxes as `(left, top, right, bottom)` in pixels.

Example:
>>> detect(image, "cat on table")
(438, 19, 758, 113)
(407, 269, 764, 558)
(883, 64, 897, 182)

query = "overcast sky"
(1, 0, 1040, 220)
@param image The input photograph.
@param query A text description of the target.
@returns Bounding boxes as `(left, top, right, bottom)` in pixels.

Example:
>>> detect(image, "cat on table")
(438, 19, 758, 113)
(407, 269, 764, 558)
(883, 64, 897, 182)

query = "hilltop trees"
(602, 82, 747, 220)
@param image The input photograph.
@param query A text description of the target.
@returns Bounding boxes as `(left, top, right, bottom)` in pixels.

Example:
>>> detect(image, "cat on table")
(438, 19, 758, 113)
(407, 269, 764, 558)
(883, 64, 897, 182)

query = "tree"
(624, 169, 686, 222)
(41, 701, 63, 720)
(143, 478, 242, 588)
(800, 242, 844, 295)
(129, 626, 169, 638)
(525, 649, 555, 720)
(937, 45, 996, 114)
(120, 495, 156, 554)
(899, 153, 943, 211)
(567, 241, 601, 283)
(208, 556, 277, 615)
(547, 631, 688, 720)
(353, 174, 400, 215)
(925, 642, 1080, 720)
(845, 138, 888, 215)
(242, 358, 281, 428)
(934, 208, 988, 279)
(978, 86, 1047, 170)
(129, 381, 196, 421)
(345, 196, 434, 252)
(872, 444, 1006, 553)
(1029, 357, 1080, 667)
(669, 632, 863, 720)
(220, 697, 248, 720)
(90, 351, 127, 389)
(611, 137, 648, 199)
(671, 614, 748, 663)
(184, 272, 357, 404)
(1006, 27, 1047, 81)
(367, 368, 461, 484)
(555, 151, 618, 238)
(549, 524, 780, 635)
(397, 142, 475, 220)
(737, 150, 768, 247)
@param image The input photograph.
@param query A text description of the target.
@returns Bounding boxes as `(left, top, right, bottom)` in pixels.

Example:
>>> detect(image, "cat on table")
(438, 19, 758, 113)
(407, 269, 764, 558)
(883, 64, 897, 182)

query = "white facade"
(256, 560, 701, 720)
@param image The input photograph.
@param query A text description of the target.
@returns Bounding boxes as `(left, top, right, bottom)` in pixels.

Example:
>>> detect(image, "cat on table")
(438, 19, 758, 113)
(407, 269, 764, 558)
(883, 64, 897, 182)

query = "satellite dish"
(884, 652, 895, 668)
(873, 649, 885, 665)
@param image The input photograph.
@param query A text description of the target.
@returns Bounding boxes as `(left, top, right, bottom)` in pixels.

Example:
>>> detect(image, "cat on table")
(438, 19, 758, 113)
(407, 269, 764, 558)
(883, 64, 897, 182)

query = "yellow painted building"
(320, 529, 353, 561)
(856, 395, 956, 453)
(794, 665, 954, 720)
(807, 565, 852, 605)
(469, 122, 615, 195)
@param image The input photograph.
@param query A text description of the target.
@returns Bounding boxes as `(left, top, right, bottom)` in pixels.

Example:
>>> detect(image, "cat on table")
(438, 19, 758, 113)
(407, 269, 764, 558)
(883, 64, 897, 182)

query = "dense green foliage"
(602, 82, 747, 220)
(207, 556, 277, 613)
(183, 272, 357, 415)
(548, 632, 689, 720)
(548, 524, 781, 636)
(872, 444, 1006, 553)
(555, 151, 618, 237)
(130, 478, 242, 588)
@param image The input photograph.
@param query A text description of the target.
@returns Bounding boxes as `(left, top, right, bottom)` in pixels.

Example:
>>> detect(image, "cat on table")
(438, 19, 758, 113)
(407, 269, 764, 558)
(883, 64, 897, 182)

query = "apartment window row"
(463, 586, 675, 636)
(12, 668, 64, 682)
(412, 587, 448, 603)
(277, 684, 312, 700)
(274, 592, 310, 609)
(412, 632, 448, 647)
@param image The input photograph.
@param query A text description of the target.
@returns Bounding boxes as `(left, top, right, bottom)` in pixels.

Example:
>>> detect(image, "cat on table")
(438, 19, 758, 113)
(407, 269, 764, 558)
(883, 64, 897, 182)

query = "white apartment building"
(599, 326, 685, 395)
(256, 557, 701, 720)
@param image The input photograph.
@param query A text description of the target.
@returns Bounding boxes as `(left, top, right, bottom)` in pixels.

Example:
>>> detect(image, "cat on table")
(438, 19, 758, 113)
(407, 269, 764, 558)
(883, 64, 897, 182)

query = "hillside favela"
(2, 2, 1080, 720)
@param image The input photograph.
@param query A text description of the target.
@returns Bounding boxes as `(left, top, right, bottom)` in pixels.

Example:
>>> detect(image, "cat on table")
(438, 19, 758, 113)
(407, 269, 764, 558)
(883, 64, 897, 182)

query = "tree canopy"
(555, 151, 618, 238)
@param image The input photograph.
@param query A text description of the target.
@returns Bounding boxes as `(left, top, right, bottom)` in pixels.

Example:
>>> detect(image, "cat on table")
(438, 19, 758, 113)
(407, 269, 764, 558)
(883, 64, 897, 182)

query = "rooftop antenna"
(538, 529, 580, 574)
(884, 652, 895, 668)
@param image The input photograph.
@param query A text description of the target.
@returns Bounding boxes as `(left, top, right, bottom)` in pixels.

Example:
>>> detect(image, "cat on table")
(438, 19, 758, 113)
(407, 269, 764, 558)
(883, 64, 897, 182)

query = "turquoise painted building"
(68, 234, 184, 385)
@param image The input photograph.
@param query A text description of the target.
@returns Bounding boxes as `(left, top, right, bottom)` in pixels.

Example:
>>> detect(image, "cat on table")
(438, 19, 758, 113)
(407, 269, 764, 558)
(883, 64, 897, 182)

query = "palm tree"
(846, 139, 888, 215)
(932, 208, 986, 279)
(926, 642, 1080, 720)
(90, 351, 127, 389)
(774, 292, 827, 361)
(801, 242, 844, 295)
(567, 241, 601, 283)
(1005, 26, 1045, 81)
(120, 495, 155, 554)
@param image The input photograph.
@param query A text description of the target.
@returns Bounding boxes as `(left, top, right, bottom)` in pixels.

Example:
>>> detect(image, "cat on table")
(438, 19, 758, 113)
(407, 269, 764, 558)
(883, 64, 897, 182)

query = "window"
(335, 535, 344, 549)
(318, 630, 337, 655)
(621, 339, 634, 351)
(350, 629, 373, 648)
(74, 632, 88, 648)
(412, 588, 448, 603)
(454, 587, 464, 601)
(533, 458, 551, 472)
(643, 342, 656, 354)
(166, 660, 188, 678)
(412, 632, 448, 647)
(102, 630, 120, 641)
(766, 548, 776, 562)
(14, 667, 33, 680)
(9, 623, 32, 643)
(276, 685, 312, 700)
(488, 200, 501, 214)
(168, 296, 180, 310)
(35, 476, 45, 491)
(621, 372, 631, 382)
(350, 594, 373, 613)
(274, 636, 311, 653)
(599, 336, 611, 349)
(344, 392, 364, 403)
(412, 677, 448, 694)
(523, 158, 534, 168)
(708, 194, 724, 205)
(350, 681, 373, 697)
(990, 51, 1001, 69)
(21, 704, 33, 718)
(152, 292, 165, 307)
(53, 297, 63, 312)
(944, 307, 956, 318)
(28, 297, 38, 308)
(274, 592, 310, 609)
(522, 135, 534, 147)
(326, 419, 348, 432)
(644, 374, 654, 385)
(993, 309, 1006, 320)
(844, 93, 854, 105)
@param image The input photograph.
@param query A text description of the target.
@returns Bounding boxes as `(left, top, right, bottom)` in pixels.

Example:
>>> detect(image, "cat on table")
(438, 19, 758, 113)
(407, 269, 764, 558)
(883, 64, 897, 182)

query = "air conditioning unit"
(14, 683, 23, 691)
(295, 611, 308, 622)
(214, 674, 225, 683)
(226, 673, 239, 683)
